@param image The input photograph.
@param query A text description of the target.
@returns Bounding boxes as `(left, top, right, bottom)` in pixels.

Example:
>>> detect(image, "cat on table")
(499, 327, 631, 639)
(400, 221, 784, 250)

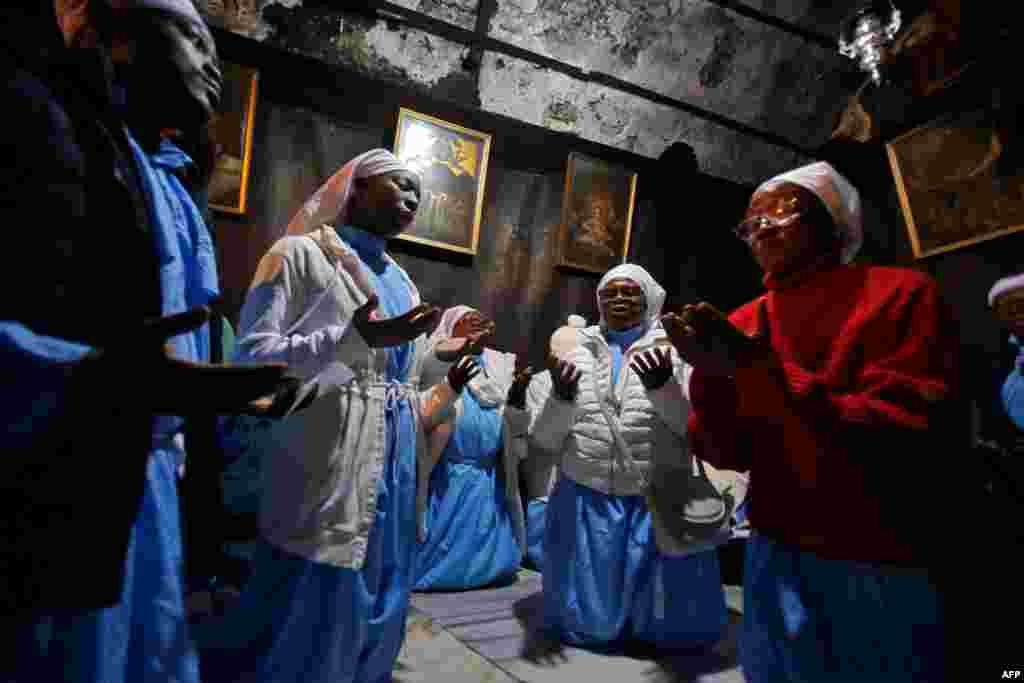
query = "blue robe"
(197, 225, 419, 683)
(1, 324, 91, 447)
(12, 138, 217, 683)
(543, 323, 727, 649)
(525, 498, 549, 571)
(414, 385, 522, 591)
(740, 534, 944, 683)
(1002, 336, 1024, 431)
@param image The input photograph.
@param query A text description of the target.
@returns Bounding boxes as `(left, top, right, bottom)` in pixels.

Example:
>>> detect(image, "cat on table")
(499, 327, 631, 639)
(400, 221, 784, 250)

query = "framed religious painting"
(392, 108, 492, 255)
(557, 152, 638, 274)
(208, 62, 259, 215)
(887, 107, 1024, 259)
(197, 0, 263, 34)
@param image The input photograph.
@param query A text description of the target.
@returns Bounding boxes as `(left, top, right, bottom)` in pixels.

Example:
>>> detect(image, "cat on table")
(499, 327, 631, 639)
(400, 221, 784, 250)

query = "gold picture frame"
(887, 108, 1024, 259)
(392, 108, 492, 255)
(209, 63, 259, 215)
(557, 152, 638, 274)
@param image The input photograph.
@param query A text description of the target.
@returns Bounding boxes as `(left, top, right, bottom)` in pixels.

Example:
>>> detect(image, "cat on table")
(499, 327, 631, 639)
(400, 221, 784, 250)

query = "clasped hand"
(661, 300, 772, 377)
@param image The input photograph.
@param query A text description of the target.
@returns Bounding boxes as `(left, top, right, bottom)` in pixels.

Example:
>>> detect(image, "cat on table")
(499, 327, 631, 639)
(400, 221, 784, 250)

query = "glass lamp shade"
(839, 2, 903, 85)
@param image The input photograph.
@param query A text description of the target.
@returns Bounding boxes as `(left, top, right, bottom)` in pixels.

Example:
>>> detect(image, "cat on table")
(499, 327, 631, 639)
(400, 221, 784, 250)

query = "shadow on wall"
(653, 143, 763, 314)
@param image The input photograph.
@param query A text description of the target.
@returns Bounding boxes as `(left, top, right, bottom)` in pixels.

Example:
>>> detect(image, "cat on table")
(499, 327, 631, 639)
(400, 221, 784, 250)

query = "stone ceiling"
(199, 0, 860, 185)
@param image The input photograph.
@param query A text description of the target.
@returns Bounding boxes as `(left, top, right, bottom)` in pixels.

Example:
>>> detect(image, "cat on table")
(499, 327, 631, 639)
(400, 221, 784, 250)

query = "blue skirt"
(542, 477, 726, 649)
(525, 498, 549, 571)
(740, 534, 944, 683)
(14, 448, 199, 683)
(196, 397, 418, 683)
(413, 389, 521, 591)
(413, 449, 521, 591)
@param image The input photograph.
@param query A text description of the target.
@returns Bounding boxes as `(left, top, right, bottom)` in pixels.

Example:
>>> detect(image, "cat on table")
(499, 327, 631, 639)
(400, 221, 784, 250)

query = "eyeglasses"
(598, 285, 644, 301)
(733, 212, 803, 244)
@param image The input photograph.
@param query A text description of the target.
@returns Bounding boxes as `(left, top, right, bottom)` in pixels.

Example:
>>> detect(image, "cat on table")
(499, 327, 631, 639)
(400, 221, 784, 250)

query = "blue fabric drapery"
(13, 449, 197, 683)
(13, 136, 216, 683)
(198, 394, 418, 683)
(147, 140, 219, 364)
(740, 534, 944, 682)
(414, 386, 521, 591)
(543, 478, 726, 648)
(1001, 336, 1024, 431)
(525, 498, 549, 571)
(1, 324, 90, 447)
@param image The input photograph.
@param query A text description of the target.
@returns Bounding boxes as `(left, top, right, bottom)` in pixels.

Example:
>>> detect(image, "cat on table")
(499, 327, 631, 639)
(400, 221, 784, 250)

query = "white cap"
(989, 273, 1024, 307)
(754, 161, 863, 264)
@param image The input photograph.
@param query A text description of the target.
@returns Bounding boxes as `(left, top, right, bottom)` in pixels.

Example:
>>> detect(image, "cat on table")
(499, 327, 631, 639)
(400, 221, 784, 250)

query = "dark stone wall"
(210, 45, 681, 367)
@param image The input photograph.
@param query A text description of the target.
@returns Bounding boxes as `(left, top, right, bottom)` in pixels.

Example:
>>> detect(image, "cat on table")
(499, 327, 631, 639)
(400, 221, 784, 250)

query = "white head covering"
(597, 264, 666, 328)
(286, 149, 415, 236)
(989, 273, 1024, 307)
(754, 161, 863, 264)
(428, 305, 515, 408)
(109, 0, 204, 26)
(431, 305, 478, 348)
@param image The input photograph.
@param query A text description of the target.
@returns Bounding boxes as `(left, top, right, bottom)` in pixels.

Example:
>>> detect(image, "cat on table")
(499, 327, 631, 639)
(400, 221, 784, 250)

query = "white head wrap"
(430, 305, 478, 349)
(109, 0, 204, 26)
(754, 161, 863, 264)
(989, 274, 1024, 307)
(286, 149, 415, 236)
(427, 305, 515, 408)
(597, 263, 666, 328)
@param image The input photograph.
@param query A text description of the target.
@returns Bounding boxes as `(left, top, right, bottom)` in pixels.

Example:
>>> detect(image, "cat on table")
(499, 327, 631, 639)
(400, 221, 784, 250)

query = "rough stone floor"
(395, 569, 745, 683)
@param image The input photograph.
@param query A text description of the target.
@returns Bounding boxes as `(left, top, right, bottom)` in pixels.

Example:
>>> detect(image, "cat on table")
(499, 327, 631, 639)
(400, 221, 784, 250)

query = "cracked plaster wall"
(488, 0, 846, 149)
(199, 0, 842, 185)
(479, 52, 805, 185)
(200, 1, 474, 93)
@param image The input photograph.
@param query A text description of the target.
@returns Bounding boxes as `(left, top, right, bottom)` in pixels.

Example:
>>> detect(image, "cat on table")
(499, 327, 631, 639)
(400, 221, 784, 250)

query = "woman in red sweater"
(666, 161, 960, 682)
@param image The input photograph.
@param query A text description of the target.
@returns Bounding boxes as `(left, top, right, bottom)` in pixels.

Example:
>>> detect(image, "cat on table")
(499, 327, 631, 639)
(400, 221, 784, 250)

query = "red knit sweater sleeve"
(738, 272, 959, 432)
(821, 276, 956, 429)
(686, 302, 758, 472)
(687, 371, 754, 472)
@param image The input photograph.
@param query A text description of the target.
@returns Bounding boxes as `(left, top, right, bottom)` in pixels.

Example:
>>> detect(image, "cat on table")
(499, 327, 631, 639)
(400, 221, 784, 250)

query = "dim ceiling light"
(839, 1, 903, 86)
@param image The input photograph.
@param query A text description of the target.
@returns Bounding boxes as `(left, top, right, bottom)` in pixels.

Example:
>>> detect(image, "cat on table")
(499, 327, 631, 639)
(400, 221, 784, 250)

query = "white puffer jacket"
(528, 323, 692, 497)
